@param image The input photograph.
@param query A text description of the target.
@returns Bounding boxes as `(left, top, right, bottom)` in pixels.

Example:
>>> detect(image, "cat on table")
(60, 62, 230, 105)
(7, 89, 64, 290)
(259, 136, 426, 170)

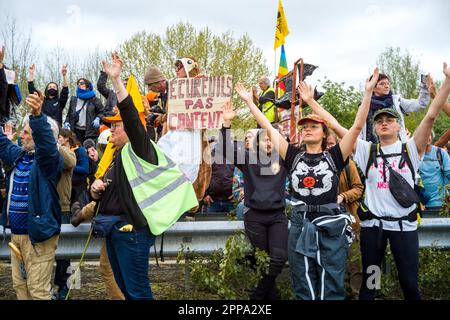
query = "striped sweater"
(9, 154, 33, 234)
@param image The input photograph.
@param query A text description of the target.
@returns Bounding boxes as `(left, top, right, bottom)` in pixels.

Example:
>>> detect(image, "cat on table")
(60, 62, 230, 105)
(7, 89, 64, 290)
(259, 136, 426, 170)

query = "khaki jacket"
(57, 146, 76, 213)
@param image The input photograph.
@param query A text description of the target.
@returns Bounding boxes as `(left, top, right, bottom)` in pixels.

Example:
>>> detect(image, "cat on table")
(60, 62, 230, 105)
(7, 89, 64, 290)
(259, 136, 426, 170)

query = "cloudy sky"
(1, 0, 449, 88)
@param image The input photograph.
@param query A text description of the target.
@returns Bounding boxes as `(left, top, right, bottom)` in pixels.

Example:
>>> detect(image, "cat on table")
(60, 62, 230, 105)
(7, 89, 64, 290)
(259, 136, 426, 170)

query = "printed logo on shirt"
(291, 160, 333, 196)
(370, 158, 411, 190)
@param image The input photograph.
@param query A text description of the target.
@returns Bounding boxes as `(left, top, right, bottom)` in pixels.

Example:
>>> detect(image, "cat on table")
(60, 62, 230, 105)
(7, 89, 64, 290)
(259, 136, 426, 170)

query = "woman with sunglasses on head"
(301, 63, 450, 300)
(235, 68, 379, 300)
(64, 78, 104, 143)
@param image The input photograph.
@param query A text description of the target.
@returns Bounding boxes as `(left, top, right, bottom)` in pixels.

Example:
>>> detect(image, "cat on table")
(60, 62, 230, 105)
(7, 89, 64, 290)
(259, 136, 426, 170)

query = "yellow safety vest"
(261, 87, 277, 123)
(121, 141, 198, 235)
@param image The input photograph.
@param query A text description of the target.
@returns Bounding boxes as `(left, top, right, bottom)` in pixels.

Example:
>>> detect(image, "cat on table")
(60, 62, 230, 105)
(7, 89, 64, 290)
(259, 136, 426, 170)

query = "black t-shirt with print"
(284, 144, 347, 205)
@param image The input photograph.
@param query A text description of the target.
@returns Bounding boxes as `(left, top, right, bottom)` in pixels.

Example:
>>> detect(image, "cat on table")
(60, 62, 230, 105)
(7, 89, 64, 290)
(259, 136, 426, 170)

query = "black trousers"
(55, 213, 71, 291)
(359, 226, 421, 300)
(244, 208, 288, 300)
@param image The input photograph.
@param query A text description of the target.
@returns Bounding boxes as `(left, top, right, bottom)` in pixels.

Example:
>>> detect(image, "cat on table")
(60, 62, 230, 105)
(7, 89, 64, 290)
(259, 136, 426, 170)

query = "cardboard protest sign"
(167, 75, 232, 130)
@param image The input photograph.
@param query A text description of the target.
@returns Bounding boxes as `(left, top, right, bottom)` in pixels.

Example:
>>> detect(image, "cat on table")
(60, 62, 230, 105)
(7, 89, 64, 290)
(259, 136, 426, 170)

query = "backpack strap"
(289, 150, 338, 176)
(289, 151, 306, 177)
(436, 147, 444, 174)
(323, 150, 338, 174)
(365, 143, 378, 178)
(344, 162, 352, 190)
(400, 143, 415, 181)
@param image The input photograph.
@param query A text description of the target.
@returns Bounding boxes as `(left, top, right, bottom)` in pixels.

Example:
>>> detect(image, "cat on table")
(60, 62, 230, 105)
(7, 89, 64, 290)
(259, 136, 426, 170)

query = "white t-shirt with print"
(354, 138, 422, 231)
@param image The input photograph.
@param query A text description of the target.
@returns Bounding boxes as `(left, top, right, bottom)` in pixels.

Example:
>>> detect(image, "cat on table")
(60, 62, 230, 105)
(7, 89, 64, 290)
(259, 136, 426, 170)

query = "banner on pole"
(167, 75, 232, 130)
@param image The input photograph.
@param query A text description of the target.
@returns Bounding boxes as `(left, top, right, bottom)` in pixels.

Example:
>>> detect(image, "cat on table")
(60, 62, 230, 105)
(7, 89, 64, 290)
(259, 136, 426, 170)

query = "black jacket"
(0, 67, 10, 120)
(28, 81, 69, 126)
(97, 71, 117, 116)
(98, 95, 157, 229)
(206, 148, 234, 200)
(65, 95, 104, 138)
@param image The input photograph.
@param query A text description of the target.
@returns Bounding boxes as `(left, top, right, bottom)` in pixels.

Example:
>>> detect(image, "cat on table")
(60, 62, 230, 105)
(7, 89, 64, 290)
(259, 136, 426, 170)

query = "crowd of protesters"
(0, 43, 449, 301)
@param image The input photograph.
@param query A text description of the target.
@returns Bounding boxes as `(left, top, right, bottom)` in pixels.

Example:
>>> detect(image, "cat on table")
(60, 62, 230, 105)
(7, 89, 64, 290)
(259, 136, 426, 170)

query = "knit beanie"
(144, 65, 165, 85)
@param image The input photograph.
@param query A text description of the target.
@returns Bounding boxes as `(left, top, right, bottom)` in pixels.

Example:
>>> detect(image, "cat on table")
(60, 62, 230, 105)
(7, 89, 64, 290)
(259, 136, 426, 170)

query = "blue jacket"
(419, 146, 450, 208)
(0, 114, 63, 244)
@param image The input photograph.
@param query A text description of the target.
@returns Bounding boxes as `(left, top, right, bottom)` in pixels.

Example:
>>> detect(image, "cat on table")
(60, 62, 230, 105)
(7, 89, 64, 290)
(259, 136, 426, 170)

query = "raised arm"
(338, 68, 379, 159)
(27, 64, 38, 94)
(0, 46, 9, 119)
(299, 68, 379, 157)
(27, 91, 62, 178)
(97, 70, 111, 100)
(59, 64, 69, 109)
(219, 100, 246, 167)
(399, 80, 430, 113)
(235, 82, 289, 159)
(413, 62, 450, 157)
(299, 82, 348, 139)
(102, 52, 156, 164)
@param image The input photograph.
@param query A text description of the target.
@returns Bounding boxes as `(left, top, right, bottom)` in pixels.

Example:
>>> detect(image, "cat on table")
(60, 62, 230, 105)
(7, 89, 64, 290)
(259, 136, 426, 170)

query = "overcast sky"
(1, 0, 449, 88)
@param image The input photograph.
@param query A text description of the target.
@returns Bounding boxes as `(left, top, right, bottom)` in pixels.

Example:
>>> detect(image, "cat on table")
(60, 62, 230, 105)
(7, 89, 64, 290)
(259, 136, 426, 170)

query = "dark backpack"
(436, 147, 445, 176)
(366, 143, 420, 208)
(289, 150, 338, 178)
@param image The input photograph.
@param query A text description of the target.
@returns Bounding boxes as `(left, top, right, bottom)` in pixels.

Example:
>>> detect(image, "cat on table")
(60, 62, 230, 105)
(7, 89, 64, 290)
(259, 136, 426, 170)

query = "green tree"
(376, 46, 420, 99)
(118, 22, 268, 131)
(310, 79, 363, 130)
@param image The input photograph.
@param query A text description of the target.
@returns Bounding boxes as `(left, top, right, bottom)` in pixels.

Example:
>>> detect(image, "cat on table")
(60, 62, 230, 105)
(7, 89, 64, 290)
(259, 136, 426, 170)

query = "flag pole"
(274, 47, 277, 79)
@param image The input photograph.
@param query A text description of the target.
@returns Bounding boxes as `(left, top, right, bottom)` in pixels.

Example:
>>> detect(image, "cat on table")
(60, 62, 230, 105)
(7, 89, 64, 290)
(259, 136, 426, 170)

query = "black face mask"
(47, 88, 58, 97)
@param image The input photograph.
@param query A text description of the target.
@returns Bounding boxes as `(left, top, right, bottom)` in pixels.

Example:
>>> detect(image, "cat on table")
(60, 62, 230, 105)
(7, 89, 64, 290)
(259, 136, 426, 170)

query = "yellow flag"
(126, 74, 144, 113)
(274, 0, 290, 50)
(95, 142, 117, 180)
(94, 74, 143, 180)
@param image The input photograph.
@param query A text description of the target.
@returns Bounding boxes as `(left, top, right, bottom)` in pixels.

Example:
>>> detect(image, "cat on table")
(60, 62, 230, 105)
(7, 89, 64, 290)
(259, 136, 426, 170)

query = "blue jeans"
(206, 199, 234, 213)
(235, 201, 246, 220)
(106, 221, 155, 300)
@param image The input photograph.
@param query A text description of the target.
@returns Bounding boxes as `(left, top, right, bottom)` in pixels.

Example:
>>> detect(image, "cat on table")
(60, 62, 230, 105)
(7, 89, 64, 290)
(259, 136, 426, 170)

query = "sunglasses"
(78, 81, 86, 86)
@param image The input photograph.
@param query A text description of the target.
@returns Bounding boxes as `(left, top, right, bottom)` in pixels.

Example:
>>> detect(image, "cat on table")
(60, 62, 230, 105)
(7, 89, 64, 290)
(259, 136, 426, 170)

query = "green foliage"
(177, 232, 270, 300)
(312, 79, 363, 129)
(118, 22, 269, 113)
(376, 46, 421, 99)
(379, 246, 450, 300)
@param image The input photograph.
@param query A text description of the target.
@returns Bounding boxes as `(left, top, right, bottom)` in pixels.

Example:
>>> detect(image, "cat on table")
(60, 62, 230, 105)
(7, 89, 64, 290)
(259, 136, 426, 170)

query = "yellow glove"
(119, 224, 134, 232)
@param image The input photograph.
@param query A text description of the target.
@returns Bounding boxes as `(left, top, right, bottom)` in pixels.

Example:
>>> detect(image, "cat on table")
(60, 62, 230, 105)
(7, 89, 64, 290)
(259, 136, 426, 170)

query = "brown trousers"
(11, 234, 59, 300)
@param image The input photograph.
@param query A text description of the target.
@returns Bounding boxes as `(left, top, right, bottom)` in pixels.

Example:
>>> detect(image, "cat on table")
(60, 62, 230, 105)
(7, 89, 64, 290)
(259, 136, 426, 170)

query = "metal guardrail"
(0, 217, 449, 260)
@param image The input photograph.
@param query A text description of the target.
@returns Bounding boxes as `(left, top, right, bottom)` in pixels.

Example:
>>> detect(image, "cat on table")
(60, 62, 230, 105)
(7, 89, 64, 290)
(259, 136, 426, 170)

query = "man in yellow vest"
(89, 53, 197, 300)
(252, 77, 277, 125)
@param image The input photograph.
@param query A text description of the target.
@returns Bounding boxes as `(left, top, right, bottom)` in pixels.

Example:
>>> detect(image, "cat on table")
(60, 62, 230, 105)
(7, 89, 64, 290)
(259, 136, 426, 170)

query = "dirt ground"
(0, 259, 196, 300)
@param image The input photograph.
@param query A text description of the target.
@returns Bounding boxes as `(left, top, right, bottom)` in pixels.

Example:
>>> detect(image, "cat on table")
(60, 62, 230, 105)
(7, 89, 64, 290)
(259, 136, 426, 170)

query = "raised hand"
(0, 46, 5, 67)
(61, 64, 68, 77)
(222, 100, 235, 123)
(365, 67, 380, 92)
(235, 82, 253, 104)
(427, 74, 437, 99)
(298, 81, 314, 103)
(101, 52, 123, 80)
(26, 90, 44, 116)
(4, 122, 16, 141)
(444, 62, 450, 78)
(29, 64, 36, 75)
